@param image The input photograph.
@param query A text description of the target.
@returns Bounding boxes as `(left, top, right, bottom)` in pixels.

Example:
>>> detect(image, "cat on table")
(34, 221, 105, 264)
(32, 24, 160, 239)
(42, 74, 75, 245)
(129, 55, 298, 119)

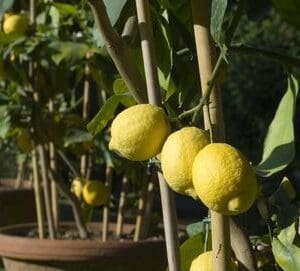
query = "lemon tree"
(161, 127, 209, 199)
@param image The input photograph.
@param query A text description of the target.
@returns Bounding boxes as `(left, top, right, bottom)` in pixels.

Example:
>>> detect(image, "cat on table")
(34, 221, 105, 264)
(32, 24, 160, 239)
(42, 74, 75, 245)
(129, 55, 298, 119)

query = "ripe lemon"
(190, 251, 237, 271)
(192, 143, 258, 215)
(3, 14, 28, 35)
(82, 180, 109, 206)
(161, 127, 209, 199)
(109, 104, 170, 161)
(71, 177, 86, 199)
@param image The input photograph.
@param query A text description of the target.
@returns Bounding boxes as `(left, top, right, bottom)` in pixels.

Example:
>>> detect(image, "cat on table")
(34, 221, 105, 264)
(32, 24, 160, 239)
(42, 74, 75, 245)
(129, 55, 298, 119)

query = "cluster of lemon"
(109, 103, 258, 270)
(71, 178, 109, 207)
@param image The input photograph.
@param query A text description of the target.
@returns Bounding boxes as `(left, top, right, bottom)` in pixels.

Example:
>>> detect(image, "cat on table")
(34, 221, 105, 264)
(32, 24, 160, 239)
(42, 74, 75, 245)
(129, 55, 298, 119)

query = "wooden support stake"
(135, 1, 181, 270)
(102, 166, 113, 241)
(191, 0, 230, 270)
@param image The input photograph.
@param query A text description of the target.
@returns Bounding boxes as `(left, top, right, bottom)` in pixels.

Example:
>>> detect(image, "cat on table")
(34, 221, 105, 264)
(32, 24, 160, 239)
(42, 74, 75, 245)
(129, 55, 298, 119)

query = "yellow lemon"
(82, 181, 109, 206)
(192, 143, 258, 215)
(190, 251, 237, 271)
(109, 104, 170, 161)
(161, 127, 209, 199)
(3, 14, 28, 35)
(71, 177, 86, 199)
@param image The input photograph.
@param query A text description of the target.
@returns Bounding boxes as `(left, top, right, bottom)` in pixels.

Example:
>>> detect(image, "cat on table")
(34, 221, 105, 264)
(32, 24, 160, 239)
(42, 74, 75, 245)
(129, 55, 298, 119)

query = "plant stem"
(102, 165, 113, 241)
(38, 144, 56, 239)
(57, 150, 80, 177)
(87, 0, 147, 103)
(135, 1, 181, 270)
(32, 148, 45, 239)
(116, 175, 129, 239)
(47, 168, 89, 239)
(230, 44, 300, 68)
(191, 1, 229, 271)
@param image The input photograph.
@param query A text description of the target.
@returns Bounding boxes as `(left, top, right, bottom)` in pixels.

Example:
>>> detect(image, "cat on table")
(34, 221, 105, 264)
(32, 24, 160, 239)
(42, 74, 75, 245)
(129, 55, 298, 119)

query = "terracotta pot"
(0, 179, 36, 227)
(0, 223, 167, 271)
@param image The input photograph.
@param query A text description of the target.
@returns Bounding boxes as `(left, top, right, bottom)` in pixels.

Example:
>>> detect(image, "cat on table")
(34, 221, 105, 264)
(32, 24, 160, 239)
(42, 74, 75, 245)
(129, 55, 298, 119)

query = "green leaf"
(278, 223, 296, 247)
(179, 234, 204, 271)
(0, 114, 11, 139)
(113, 78, 136, 107)
(52, 3, 78, 16)
(186, 218, 211, 237)
(0, 0, 14, 15)
(210, 0, 228, 45)
(272, 237, 300, 271)
(255, 75, 299, 177)
(50, 41, 90, 64)
(93, 0, 128, 47)
(87, 94, 132, 136)
(64, 129, 93, 147)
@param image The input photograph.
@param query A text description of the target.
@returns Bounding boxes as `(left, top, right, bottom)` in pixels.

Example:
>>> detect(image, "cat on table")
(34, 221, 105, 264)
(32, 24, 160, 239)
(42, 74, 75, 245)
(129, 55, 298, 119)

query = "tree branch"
(87, 0, 147, 103)
(230, 44, 300, 69)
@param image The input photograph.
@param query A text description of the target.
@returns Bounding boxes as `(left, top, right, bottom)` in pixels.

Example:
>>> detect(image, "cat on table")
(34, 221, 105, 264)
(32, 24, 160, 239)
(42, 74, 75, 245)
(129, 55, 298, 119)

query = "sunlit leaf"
(113, 78, 136, 107)
(64, 129, 93, 147)
(87, 94, 133, 136)
(255, 75, 299, 177)
(211, 0, 228, 45)
(52, 3, 78, 16)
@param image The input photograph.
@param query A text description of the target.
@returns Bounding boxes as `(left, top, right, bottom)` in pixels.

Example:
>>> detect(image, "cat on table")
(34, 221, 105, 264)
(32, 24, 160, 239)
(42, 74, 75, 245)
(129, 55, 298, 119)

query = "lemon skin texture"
(192, 143, 258, 215)
(109, 104, 170, 161)
(3, 14, 28, 35)
(161, 127, 209, 199)
(82, 181, 109, 206)
(71, 177, 86, 199)
(190, 251, 237, 271)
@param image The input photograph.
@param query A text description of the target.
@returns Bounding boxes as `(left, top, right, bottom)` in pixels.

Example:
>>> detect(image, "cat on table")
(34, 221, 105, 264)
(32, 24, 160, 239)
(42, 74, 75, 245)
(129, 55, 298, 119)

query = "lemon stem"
(135, 1, 181, 270)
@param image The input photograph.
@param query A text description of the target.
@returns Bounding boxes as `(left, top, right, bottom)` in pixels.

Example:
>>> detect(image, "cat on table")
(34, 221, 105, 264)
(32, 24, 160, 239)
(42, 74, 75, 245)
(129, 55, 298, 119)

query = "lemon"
(82, 180, 109, 206)
(109, 104, 170, 161)
(190, 251, 237, 271)
(192, 143, 258, 215)
(161, 127, 209, 199)
(71, 177, 86, 199)
(3, 14, 28, 35)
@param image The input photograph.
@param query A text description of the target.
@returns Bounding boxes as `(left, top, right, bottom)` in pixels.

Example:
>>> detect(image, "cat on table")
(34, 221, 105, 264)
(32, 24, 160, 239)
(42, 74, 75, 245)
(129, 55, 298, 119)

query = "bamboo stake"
(135, 1, 181, 270)
(102, 165, 113, 241)
(80, 63, 91, 178)
(191, 1, 230, 270)
(140, 175, 155, 238)
(38, 144, 56, 239)
(32, 148, 45, 239)
(29, 0, 45, 240)
(116, 175, 129, 239)
(15, 157, 26, 189)
(49, 100, 59, 231)
(134, 176, 148, 241)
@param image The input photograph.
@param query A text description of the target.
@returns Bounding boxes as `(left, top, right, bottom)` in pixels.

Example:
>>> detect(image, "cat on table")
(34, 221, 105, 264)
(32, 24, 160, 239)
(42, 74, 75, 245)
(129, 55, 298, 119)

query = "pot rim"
(0, 222, 166, 262)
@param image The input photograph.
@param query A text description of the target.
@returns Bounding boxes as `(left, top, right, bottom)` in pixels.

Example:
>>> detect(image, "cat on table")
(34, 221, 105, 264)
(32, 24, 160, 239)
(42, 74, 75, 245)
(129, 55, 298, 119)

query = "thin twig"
(230, 44, 300, 69)
(87, 0, 147, 103)
(48, 168, 89, 239)
(57, 150, 80, 177)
